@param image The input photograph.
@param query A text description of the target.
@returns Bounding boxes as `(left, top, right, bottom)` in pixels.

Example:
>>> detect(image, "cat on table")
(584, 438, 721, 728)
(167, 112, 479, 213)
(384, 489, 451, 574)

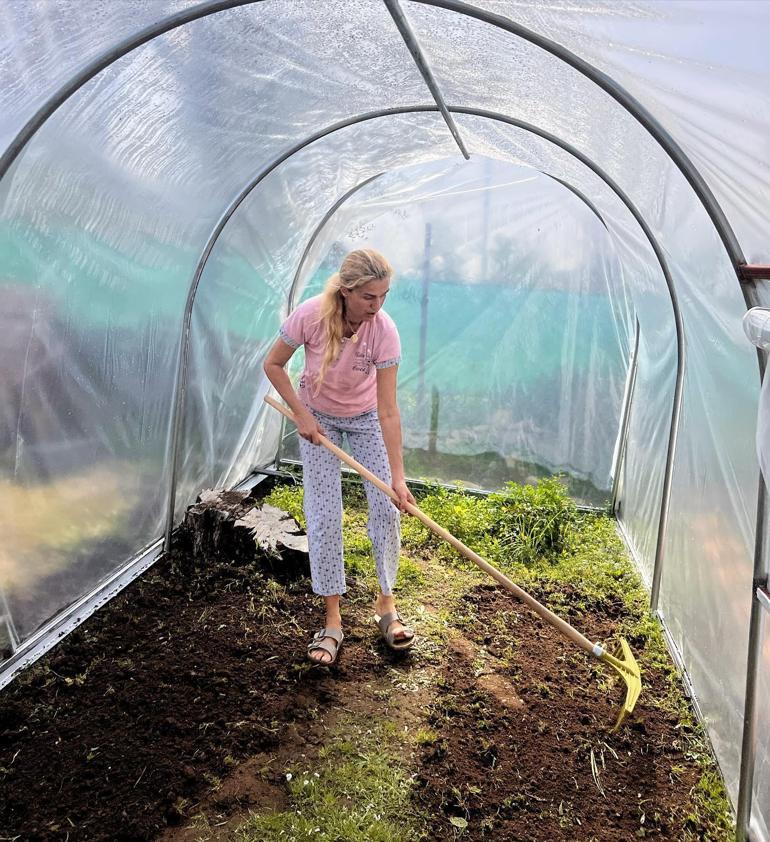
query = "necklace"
(345, 316, 361, 343)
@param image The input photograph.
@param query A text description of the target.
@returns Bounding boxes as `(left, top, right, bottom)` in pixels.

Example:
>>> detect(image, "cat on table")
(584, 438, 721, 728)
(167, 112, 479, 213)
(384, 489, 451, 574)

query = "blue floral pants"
(298, 408, 401, 596)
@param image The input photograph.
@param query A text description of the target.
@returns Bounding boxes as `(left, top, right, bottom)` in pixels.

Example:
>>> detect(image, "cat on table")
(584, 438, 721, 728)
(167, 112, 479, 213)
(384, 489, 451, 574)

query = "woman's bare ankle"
(376, 594, 396, 614)
(322, 595, 342, 630)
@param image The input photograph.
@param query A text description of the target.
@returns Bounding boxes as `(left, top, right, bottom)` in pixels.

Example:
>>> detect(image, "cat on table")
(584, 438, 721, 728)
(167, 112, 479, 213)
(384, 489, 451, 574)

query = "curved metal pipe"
(543, 172, 609, 231)
(412, 0, 746, 272)
(287, 173, 385, 314)
(0, 0, 747, 625)
(0, 0, 712, 619)
(443, 105, 684, 612)
(163, 105, 684, 594)
(280, 166, 611, 472)
(431, 23, 769, 786)
(162, 106, 428, 549)
(0, 0, 744, 278)
(0, 3, 756, 828)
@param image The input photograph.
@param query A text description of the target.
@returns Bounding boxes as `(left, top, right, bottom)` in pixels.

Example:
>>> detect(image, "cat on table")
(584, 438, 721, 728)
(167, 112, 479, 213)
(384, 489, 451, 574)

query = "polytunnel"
(1, 0, 769, 838)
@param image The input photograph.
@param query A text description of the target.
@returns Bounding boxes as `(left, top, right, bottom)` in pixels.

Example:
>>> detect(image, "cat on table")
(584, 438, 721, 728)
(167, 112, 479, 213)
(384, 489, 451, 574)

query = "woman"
(263, 248, 416, 665)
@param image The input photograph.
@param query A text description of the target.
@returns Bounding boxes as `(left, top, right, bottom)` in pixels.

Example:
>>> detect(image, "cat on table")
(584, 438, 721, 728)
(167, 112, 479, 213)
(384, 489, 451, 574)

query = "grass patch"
(235, 718, 426, 841)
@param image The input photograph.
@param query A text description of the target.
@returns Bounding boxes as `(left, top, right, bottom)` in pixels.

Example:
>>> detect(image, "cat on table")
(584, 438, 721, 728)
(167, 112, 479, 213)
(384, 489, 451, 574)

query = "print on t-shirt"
(352, 344, 373, 375)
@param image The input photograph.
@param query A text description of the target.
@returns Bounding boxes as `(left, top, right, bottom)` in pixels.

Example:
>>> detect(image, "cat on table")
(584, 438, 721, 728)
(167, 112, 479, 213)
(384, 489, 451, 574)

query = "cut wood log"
(172, 489, 308, 580)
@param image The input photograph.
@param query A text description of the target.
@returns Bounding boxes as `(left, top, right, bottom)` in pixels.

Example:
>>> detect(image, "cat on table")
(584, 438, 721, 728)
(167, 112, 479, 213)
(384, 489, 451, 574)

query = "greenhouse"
(1, 0, 769, 839)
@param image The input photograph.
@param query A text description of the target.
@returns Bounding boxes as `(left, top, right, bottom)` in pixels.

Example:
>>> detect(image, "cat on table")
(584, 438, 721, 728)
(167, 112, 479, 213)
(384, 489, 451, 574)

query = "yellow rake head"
(598, 637, 642, 730)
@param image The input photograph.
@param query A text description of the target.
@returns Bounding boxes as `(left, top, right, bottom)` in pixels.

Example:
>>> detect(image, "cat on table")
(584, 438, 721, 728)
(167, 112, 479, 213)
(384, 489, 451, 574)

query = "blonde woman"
(263, 249, 416, 665)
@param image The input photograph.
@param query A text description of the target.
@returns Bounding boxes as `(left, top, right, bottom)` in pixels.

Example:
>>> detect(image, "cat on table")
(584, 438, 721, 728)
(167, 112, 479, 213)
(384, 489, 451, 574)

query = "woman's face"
(342, 277, 391, 324)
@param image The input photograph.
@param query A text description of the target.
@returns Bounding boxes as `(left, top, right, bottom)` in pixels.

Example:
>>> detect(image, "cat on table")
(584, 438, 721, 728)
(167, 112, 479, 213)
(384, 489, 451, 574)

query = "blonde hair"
(315, 248, 393, 391)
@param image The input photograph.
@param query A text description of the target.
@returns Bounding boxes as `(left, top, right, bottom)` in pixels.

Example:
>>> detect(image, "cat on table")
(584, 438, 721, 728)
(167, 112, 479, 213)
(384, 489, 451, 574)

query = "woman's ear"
(339, 288, 349, 299)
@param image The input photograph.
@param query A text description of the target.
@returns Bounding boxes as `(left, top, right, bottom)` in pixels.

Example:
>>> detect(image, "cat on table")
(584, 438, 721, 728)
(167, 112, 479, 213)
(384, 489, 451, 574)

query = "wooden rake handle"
(264, 395, 599, 658)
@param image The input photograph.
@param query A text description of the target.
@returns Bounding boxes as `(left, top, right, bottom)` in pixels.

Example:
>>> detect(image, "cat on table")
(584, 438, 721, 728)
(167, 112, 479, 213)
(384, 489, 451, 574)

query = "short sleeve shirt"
(279, 295, 401, 417)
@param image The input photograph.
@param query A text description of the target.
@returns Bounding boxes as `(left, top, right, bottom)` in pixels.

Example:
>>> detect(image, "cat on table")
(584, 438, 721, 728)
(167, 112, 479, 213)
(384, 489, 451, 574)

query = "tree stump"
(172, 488, 309, 581)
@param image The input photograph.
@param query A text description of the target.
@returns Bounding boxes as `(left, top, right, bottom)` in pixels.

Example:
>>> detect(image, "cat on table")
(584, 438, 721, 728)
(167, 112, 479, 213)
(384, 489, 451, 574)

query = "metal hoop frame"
(162, 105, 684, 594)
(0, 3, 763, 837)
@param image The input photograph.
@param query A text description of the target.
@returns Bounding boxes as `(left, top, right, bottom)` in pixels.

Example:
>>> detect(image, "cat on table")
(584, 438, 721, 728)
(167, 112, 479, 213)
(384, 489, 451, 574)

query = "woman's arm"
(263, 339, 324, 444)
(376, 365, 416, 511)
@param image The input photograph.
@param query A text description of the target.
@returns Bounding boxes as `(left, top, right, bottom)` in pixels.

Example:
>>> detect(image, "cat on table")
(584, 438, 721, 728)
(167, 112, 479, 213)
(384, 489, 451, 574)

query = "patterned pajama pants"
(298, 408, 401, 596)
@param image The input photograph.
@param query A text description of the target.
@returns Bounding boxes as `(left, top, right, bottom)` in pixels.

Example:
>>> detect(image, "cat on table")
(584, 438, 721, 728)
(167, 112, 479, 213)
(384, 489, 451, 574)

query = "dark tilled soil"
(0, 556, 331, 841)
(0, 529, 419, 841)
(0, 499, 720, 841)
(414, 584, 705, 841)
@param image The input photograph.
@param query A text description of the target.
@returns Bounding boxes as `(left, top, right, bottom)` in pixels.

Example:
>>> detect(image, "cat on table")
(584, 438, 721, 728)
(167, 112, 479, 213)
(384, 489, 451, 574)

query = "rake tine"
(594, 638, 642, 729)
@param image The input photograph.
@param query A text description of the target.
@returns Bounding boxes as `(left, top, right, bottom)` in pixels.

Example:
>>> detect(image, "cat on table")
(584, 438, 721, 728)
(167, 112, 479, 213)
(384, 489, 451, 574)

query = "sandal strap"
(376, 612, 400, 635)
(308, 627, 343, 655)
(312, 627, 343, 644)
(376, 612, 414, 645)
(307, 638, 339, 657)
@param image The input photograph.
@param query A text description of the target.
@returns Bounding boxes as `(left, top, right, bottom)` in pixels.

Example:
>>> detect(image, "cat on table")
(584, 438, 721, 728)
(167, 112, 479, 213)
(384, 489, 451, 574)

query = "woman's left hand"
(391, 479, 415, 513)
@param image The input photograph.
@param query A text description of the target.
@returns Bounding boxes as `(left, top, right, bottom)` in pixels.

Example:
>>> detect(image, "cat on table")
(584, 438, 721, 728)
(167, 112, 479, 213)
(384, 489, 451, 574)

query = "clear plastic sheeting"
(441, 112, 677, 575)
(1, 1, 769, 836)
(173, 114, 459, 523)
(282, 156, 634, 504)
(462, 0, 770, 263)
(0, 0, 198, 151)
(0, 0, 434, 643)
(439, 96, 762, 813)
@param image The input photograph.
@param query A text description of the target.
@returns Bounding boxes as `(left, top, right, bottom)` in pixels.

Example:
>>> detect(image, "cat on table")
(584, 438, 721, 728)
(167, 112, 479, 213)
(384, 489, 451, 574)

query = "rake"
(264, 396, 642, 728)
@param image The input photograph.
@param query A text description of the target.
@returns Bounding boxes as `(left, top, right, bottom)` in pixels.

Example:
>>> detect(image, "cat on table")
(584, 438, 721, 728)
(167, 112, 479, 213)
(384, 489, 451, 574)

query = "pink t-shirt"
(279, 295, 401, 417)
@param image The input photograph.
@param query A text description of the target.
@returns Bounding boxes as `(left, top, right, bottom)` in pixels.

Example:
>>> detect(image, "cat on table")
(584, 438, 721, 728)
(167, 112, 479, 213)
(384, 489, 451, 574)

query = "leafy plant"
(264, 485, 305, 527)
(488, 477, 578, 566)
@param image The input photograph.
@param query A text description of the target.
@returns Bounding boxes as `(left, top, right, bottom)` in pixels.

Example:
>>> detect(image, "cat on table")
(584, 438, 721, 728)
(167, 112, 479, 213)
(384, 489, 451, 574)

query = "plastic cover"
(0, 0, 197, 151)
(456, 0, 770, 263)
(0, 0, 439, 640)
(281, 156, 634, 505)
(1, 1, 769, 833)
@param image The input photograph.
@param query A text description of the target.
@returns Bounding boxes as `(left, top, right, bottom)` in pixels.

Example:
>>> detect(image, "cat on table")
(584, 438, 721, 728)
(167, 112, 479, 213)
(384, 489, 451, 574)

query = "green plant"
(414, 728, 440, 746)
(489, 477, 578, 566)
(263, 485, 305, 527)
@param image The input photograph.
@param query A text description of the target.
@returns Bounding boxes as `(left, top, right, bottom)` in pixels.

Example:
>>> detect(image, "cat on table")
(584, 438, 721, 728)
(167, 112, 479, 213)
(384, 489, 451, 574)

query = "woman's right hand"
(296, 408, 324, 445)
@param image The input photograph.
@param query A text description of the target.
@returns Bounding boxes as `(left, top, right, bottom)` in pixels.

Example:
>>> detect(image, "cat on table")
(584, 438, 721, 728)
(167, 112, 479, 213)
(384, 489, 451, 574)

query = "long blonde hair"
(315, 248, 393, 391)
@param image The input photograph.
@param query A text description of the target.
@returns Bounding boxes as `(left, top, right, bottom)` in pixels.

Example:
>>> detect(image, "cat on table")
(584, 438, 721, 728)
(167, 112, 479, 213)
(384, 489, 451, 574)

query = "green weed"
(264, 485, 305, 527)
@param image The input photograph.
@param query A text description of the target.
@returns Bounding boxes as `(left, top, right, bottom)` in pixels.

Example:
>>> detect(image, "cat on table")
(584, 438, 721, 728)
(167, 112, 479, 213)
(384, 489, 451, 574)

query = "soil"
(413, 585, 704, 840)
(0, 483, 721, 841)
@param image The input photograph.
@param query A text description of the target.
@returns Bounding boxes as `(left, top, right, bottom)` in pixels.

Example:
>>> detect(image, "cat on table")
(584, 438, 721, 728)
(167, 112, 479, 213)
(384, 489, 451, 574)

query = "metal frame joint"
(739, 264, 770, 283)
